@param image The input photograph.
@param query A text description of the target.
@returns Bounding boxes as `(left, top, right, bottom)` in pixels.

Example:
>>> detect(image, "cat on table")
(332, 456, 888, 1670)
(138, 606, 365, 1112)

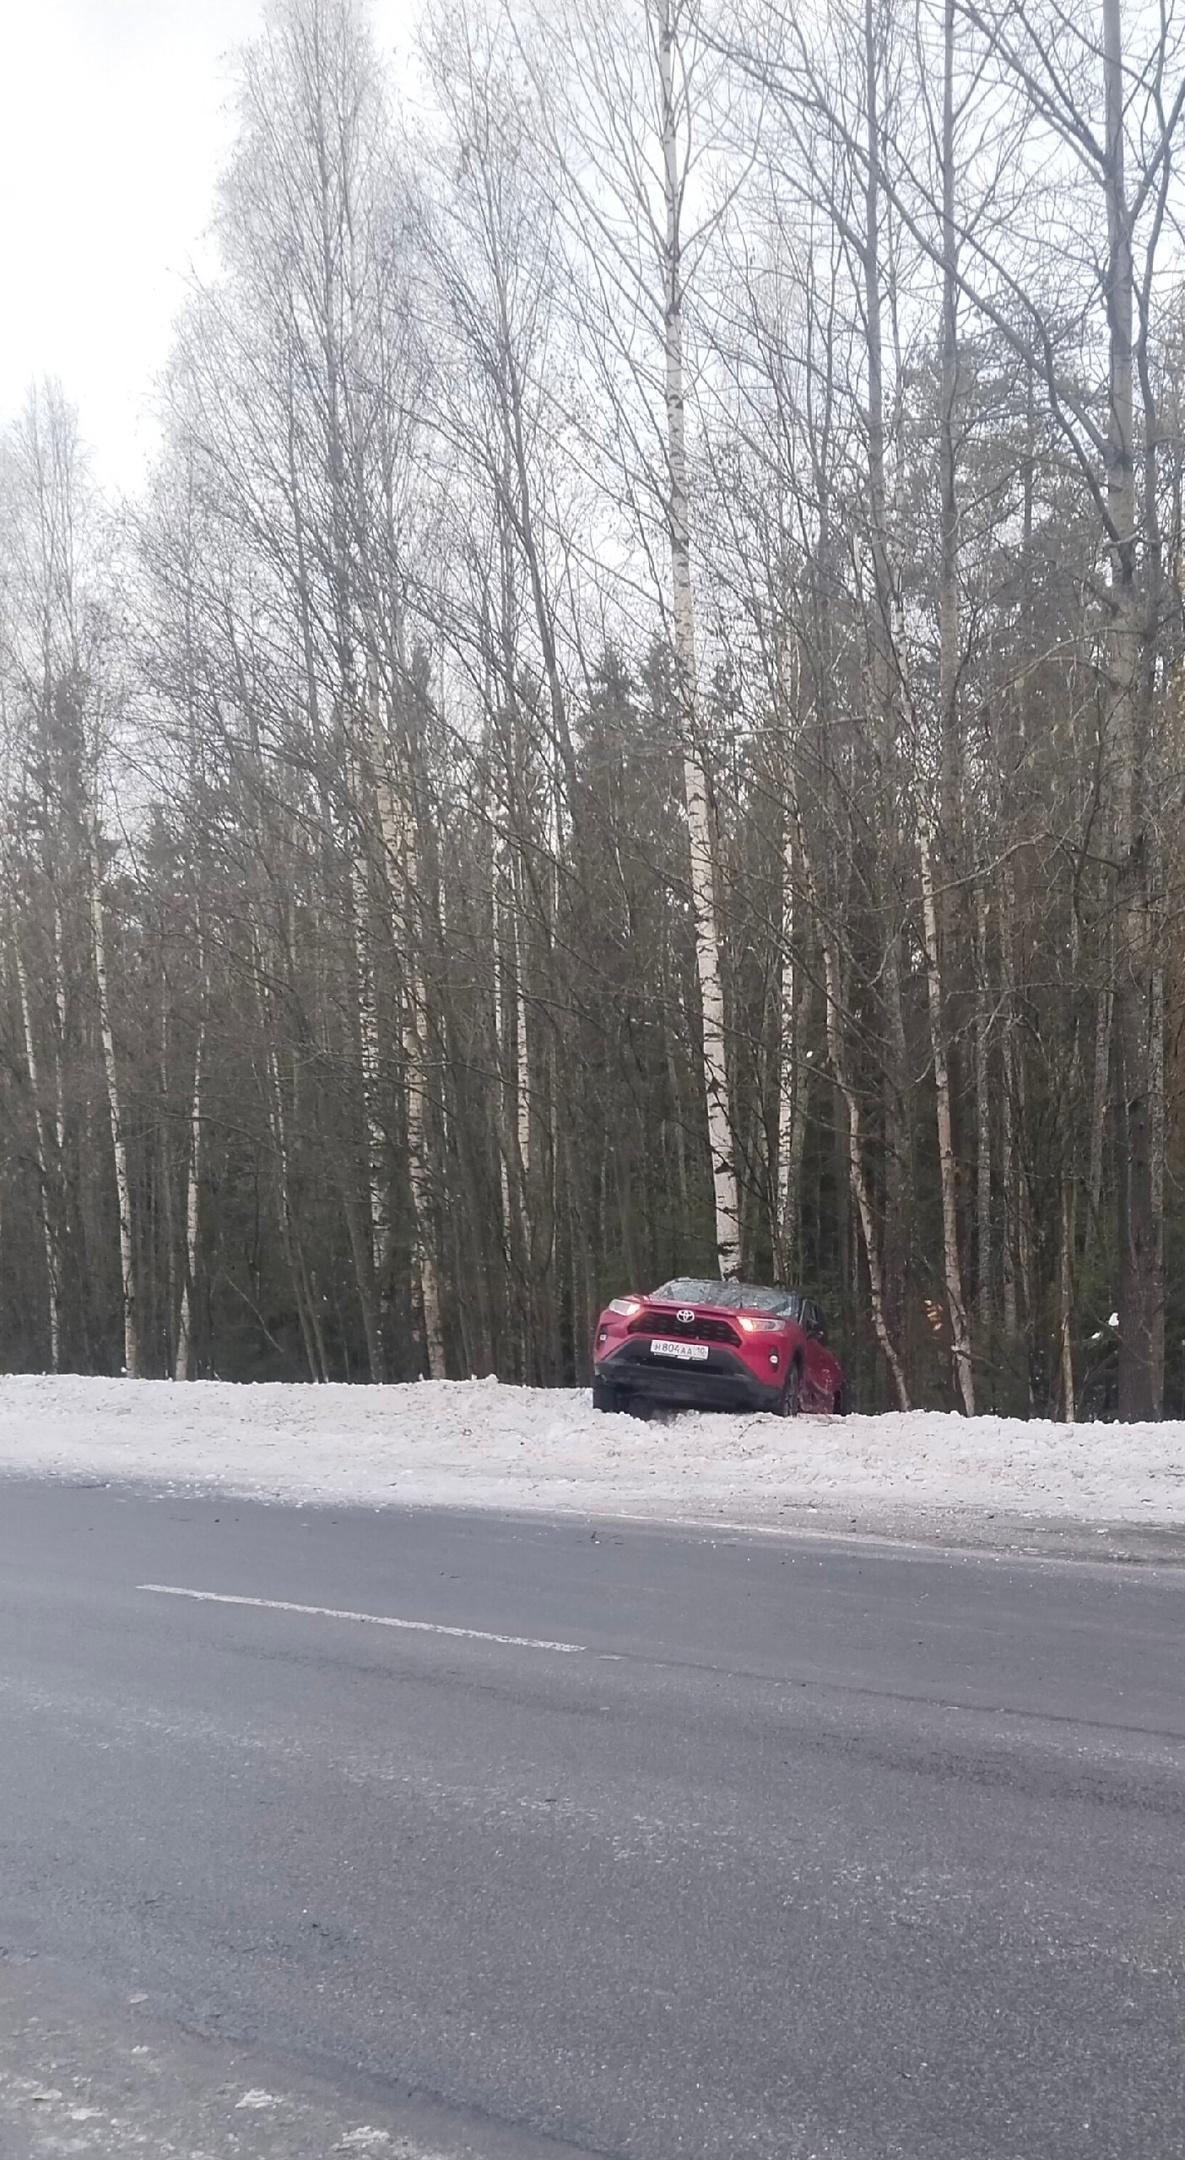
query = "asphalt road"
(0, 1481, 1183, 2160)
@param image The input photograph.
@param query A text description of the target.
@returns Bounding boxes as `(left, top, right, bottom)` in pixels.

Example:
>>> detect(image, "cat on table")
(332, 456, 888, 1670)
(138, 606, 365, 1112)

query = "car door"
(799, 1303, 842, 1411)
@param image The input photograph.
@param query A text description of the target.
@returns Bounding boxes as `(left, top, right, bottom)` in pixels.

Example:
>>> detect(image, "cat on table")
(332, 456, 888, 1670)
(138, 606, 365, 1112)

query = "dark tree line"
(2, 0, 1185, 1415)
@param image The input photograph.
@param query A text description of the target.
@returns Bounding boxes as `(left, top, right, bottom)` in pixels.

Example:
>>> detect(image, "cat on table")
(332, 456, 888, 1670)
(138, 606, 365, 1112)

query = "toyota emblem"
(677, 1308, 695, 1325)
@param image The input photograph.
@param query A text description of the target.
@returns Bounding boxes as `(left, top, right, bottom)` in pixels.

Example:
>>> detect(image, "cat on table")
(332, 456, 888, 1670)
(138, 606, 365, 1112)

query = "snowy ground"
(2, 1374, 1185, 1548)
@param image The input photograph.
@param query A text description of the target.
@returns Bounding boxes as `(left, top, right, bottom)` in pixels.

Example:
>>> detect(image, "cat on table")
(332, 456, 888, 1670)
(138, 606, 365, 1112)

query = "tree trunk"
(924, 0, 974, 1415)
(821, 927, 911, 1411)
(349, 782, 389, 1382)
(776, 966, 814, 1287)
(264, 1032, 328, 1384)
(366, 643, 446, 1379)
(998, 860, 1021, 1360)
(772, 641, 813, 1283)
(1086, 980, 1113, 1266)
(174, 1024, 203, 1382)
(658, 0, 740, 1276)
(1103, 0, 1161, 1416)
(13, 925, 61, 1370)
(404, 961, 446, 1378)
(860, 0, 912, 1354)
(90, 824, 140, 1378)
(920, 819, 975, 1412)
(1059, 1173, 1076, 1422)
(973, 878, 992, 1333)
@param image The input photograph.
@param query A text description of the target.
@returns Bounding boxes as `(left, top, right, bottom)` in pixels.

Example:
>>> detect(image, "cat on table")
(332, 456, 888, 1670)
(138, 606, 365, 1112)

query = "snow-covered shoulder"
(0, 1374, 1181, 1528)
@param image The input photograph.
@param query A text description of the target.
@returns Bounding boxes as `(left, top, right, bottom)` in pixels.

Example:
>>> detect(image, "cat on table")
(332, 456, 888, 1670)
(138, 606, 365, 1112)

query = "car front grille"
(628, 1312, 741, 1348)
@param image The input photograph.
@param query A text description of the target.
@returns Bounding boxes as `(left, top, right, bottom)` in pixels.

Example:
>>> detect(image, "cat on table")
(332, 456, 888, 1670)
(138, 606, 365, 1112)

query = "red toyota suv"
(591, 1277, 846, 1417)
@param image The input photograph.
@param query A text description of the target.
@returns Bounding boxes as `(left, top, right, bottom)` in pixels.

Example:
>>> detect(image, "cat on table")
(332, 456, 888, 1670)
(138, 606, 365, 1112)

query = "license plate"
(650, 1338, 709, 1362)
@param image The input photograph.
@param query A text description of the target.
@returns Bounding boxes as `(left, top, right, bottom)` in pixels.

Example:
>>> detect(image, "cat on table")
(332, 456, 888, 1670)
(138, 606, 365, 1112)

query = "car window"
(650, 1279, 805, 1319)
(650, 1278, 729, 1305)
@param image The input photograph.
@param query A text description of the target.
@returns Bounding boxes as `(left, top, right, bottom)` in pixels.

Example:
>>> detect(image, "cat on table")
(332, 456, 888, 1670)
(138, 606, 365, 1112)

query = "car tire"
(592, 1377, 626, 1414)
(775, 1361, 801, 1417)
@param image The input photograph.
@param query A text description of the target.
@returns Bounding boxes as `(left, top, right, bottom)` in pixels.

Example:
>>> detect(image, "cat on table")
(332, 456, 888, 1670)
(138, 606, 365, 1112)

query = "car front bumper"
(595, 1338, 785, 1412)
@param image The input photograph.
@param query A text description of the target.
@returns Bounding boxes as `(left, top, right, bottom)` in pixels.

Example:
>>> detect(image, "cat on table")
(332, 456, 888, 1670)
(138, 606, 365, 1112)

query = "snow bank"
(0, 1373, 1183, 1526)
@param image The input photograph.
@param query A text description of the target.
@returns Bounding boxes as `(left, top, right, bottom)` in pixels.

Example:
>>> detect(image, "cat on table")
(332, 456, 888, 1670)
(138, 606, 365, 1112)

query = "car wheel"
(775, 1361, 801, 1417)
(592, 1377, 626, 1414)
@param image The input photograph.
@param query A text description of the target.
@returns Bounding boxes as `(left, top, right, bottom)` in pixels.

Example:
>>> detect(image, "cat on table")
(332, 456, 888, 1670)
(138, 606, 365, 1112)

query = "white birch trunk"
(404, 961, 446, 1379)
(513, 879, 531, 1188)
(772, 638, 810, 1281)
(821, 929, 911, 1411)
(1149, 957, 1166, 1412)
(399, 844, 446, 1381)
(1059, 1176, 1076, 1422)
(174, 1026, 203, 1382)
(999, 860, 1020, 1348)
(492, 845, 514, 1247)
(658, 0, 739, 1276)
(342, 727, 387, 1386)
(973, 878, 992, 1328)
(926, 0, 974, 1416)
(351, 790, 388, 1299)
(775, 970, 813, 1284)
(52, 894, 66, 1171)
(1087, 982, 1113, 1258)
(774, 816, 814, 1283)
(91, 824, 140, 1378)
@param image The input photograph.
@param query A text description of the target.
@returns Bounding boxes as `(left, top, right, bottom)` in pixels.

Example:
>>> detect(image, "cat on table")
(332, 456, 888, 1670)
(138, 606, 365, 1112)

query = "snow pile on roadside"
(0, 1372, 1183, 1525)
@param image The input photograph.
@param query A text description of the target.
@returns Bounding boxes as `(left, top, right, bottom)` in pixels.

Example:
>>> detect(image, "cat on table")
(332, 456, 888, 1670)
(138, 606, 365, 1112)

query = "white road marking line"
(137, 1584, 585, 1654)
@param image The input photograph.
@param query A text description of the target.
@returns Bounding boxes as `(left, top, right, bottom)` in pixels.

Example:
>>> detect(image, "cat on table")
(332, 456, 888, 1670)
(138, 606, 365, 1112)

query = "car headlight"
(609, 1297, 644, 1318)
(738, 1314, 782, 1333)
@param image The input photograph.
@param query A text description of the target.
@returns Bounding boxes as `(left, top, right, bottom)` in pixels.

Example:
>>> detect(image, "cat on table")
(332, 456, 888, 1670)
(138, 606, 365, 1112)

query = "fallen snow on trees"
(0, 1373, 1183, 1527)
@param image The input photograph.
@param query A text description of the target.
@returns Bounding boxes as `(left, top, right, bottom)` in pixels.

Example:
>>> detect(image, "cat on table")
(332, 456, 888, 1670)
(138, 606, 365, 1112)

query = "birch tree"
(523, 0, 743, 1275)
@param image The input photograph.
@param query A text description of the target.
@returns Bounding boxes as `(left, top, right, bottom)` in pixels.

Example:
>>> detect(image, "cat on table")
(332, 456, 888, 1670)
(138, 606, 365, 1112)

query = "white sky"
(0, 0, 414, 496)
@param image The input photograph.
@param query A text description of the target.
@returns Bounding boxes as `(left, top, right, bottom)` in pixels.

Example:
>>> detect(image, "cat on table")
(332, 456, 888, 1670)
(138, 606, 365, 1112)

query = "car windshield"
(649, 1279, 806, 1319)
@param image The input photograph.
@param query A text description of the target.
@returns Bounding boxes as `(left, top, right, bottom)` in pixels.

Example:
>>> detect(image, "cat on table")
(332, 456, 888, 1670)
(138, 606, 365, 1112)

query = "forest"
(1, 0, 1183, 1416)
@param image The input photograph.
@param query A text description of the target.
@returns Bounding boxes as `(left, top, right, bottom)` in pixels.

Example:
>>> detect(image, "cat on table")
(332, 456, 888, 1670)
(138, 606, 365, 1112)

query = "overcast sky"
(0, 0, 412, 495)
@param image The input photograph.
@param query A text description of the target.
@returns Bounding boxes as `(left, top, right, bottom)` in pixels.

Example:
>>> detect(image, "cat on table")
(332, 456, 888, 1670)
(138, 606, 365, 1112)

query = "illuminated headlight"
(738, 1314, 782, 1333)
(609, 1297, 643, 1318)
